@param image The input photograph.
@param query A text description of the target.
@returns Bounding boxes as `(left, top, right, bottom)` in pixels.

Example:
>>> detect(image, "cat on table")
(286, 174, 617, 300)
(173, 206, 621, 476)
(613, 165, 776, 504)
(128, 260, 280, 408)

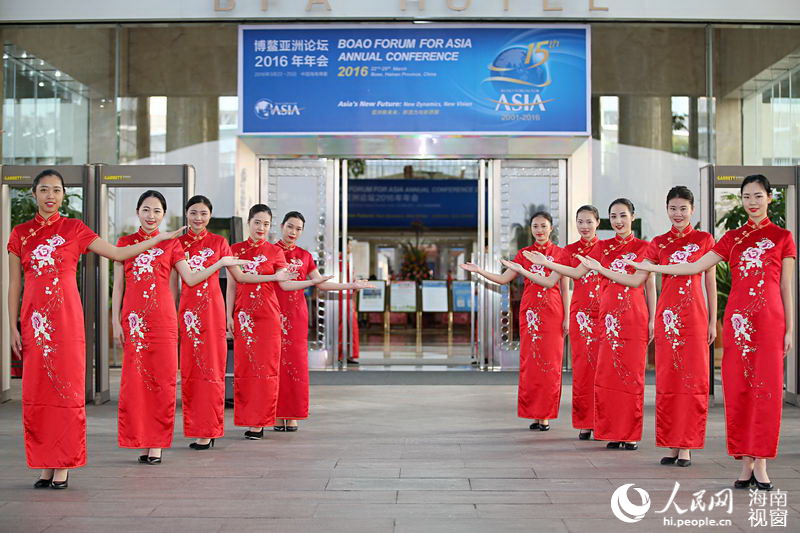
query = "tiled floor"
(1, 379, 799, 532)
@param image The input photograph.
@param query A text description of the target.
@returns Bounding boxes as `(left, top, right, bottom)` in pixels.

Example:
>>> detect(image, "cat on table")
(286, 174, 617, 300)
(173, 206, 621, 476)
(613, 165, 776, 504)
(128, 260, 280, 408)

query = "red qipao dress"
(644, 226, 714, 449)
(231, 238, 287, 427)
(513, 242, 565, 420)
(559, 237, 601, 430)
(275, 241, 316, 420)
(7, 213, 98, 468)
(588, 234, 650, 442)
(711, 218, 796, 459)
(117, 229, 185, 449)
(177, 230, 232, 438)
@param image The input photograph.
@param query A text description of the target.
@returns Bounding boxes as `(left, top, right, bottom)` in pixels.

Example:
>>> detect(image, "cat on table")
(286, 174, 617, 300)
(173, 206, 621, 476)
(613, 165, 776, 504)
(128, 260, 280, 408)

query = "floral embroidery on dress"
(528, 255, 553, 277)
(133, 248, 164, 280)
(738, 238, 775, 276)
(242, 255, 267, 274)
(31, 234, 65, 275)
(669, 243, 700, 264)
(609, 253, 637, 274)
(575, 311, 592, 334)
(187, 248, 214, 272)
(183, 310, 201, 338)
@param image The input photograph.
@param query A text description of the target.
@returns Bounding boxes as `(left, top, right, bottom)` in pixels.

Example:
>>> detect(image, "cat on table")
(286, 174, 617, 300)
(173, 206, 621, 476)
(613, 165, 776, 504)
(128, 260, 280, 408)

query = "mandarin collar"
(136, 227, 160, 240)
(670, 224, 693, 238)
(277, 239, 296, 251)
(247, 236, 267, 246)
(533, 240, 551, 252)
(580, 235, 599, 246)
(745, 217, 771, 230)
(614, 232, 634, 244)
(35, 211, 61, 226)
(186, 228, 208, 242)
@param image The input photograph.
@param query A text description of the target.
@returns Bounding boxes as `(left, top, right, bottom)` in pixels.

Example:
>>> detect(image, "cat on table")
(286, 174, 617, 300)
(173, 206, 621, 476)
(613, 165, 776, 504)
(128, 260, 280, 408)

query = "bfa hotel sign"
(215, 0, 609, 14)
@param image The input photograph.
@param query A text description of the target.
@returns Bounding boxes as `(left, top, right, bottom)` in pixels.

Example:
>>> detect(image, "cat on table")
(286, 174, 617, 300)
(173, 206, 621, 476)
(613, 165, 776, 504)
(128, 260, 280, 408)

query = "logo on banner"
(484, 40, 558, 113)
(254, 98, 302, 119)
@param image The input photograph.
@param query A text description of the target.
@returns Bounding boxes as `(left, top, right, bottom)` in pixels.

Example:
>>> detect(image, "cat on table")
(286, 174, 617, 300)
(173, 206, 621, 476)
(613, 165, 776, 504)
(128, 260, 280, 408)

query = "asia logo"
(254, 98, 302, 119)
(483, 40, 557, 112)
(610, 483, 651, 523)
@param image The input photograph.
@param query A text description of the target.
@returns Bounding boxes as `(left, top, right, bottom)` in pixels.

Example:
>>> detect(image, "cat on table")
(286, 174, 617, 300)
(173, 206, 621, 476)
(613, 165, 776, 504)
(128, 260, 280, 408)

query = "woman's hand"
(648, 320, 655, 344)
(314, 275, 335, 285)
(155, 226, 187, 242)
(522, 250, 547, 265)
(562, 317, 569, 337)
(351, 280, 374, 290)
(707, 321, 717, 345)
(500, 259, 523, 273)
(785, 331, 793, 357)
(10, 326, 22, 356)
(459, 262, 481, 273)
(275, 270, 300, 282)
(576, 254, 601, 271)
(220, 257, 250, 268)
(226, 315, 235, 337)
(625, 259, 652, 272)
(112, 320, 125, 347)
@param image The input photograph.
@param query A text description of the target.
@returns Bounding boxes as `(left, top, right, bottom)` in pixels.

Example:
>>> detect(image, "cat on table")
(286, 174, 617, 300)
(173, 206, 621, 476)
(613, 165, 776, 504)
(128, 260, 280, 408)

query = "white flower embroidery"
(739, 238, 775, 275)
(526, 309, 540, 331)
(528, 255, 553, 277)
(238, 311, 254, 334)
(662, 309, 680, 335)
(609, 253, 637, 274)
(669, 243, 701, 264)
(31, 311, 51, 341)
(575, 311, 592, 333)
(604, 313, 619, 337)
(286, 257, 304, 274)
(133, 248, 164, 279)
(242, 255, 267, 274)
(128, 312, 145, 339)
(183, 310, 201, 336)
(186, 248, 214, 272)
(730, 313, 752, 342)
(31, 234, 66, 275)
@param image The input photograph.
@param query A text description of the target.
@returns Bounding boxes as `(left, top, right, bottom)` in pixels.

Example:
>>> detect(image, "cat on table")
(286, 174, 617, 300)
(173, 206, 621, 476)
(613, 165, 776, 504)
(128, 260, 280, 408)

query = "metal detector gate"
(0, 165, 96, 403)
(700, 165, 800, 406)
(94, 164, 194, 403)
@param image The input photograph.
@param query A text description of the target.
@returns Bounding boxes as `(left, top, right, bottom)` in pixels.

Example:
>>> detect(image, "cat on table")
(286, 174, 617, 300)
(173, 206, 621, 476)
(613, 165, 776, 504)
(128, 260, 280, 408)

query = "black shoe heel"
(538, 424, 550, 432)
(529, 422, 540, 430)
(189, 438, 216, 450)
(606, 442, 621, 449)
(51, 472, 69, 489)
(753, 473, 774, 491)
(623, 442, 638, 451)
(734, 473, 755, 489)
(33, 478, 52, 489)
(244, 429, 264, 440)
(578, 430, 592, 440)
(676, 451, 692, 467)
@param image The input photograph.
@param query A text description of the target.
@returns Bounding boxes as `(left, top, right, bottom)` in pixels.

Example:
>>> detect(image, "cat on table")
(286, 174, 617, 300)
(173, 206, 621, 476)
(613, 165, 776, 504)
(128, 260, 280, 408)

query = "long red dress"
(711, 218, 796, 459)
(8, 213, 98, 468)
(513, 241, 565, 420)
(177, 230, 232, 438)
(275, 241, 316, 420)
(645, 226, 714, 449)
(559, 237, 601, 430)
(231, 238, 287, 427)
(117, 229, 184, 449)
(588, 234, 650, 442)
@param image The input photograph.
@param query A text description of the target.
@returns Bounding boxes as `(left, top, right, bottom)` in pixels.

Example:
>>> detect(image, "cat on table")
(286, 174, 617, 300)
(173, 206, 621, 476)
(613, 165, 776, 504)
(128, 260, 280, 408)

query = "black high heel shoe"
(529, 422, 541, 430)
(244, 429, 264, 440)
(138, 454, 162, 465)
(538, 424, 550, 432)
(676, 451, 692, 467)
(578, 430, 592, 440)
(285, 423, 298, 432)
(273, 422, 286, 432)
(734, 473, 755, 489)
(753, 472, 774, 491)
(51, 472, 69, 489)
(606, 442, 621, 449)
(189, 438, 216, 450)
(622, 442, 638, 451)
(33, 478, 52, 489)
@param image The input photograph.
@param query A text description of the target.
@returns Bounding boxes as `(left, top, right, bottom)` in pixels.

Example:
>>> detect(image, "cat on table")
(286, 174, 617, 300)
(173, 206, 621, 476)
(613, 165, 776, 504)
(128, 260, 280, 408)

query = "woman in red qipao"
(461, 211, 569, 431)
(557, 205, 602, 440)
(171, 195, 234, 450)
(630, 175, 795, 491)
(528, 199, 656, 450)
(7, 170, 183, 489)
(112, 191, 245, 465)
(578, 187, 716, 466)
(225, 204, 329, 441)
(274, 211, 373, 431)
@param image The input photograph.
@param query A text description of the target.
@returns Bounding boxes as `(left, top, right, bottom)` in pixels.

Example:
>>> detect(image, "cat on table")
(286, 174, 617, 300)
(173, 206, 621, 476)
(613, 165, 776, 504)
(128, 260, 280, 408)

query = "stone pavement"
(1, 378, 799, 532)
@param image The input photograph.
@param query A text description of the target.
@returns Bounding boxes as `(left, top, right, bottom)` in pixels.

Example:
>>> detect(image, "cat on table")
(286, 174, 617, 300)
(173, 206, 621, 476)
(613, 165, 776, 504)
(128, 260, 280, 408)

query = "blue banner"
(348, 179, 477, 229)
(239, 25, 589, 135)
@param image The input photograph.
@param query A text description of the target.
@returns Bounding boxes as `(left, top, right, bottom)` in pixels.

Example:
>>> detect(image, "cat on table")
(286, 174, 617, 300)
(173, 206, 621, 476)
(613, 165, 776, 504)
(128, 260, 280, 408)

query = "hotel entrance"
(255, 152, 575, 372)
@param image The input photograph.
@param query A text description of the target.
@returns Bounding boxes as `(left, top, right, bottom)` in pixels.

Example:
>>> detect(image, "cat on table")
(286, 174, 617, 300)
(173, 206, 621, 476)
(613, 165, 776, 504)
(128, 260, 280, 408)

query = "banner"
(239, 24, 589, 135)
